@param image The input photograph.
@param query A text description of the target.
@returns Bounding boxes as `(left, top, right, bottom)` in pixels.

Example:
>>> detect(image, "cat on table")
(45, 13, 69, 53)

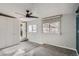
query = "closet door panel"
(5, 18, 20, 47)
(0, 16, 9, 48)
(12, 19, 20, 44)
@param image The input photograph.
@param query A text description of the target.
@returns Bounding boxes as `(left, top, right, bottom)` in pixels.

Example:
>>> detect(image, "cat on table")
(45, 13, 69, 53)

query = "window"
(28, 25, 32, 32)
(42, 15, 62, 34)
(43, 23, 50, 33)
(28, 25, 37, 33)
(32, 25, 37, 32)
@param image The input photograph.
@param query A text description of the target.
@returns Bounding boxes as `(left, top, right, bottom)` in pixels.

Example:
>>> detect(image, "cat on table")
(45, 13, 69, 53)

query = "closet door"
(0, 16, 20, 49)
(76, 15, 79, 54)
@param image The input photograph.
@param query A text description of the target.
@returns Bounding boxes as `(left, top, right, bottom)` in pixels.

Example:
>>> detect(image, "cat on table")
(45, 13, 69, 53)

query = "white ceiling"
(0, 3, 34, 17)
(0, 3, 78, 19)
(32, 3, 79, 18)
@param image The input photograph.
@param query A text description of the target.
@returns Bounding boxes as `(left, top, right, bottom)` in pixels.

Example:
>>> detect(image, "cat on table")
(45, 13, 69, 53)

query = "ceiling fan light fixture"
(18, 18, 37, 22)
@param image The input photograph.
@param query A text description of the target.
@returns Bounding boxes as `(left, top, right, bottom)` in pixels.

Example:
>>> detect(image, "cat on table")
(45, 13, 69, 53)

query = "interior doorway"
(20, 21, 27, 41)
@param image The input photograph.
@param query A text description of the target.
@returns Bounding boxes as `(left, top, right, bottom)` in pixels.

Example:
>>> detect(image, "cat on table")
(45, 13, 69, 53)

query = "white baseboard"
(55, 45, 78, 56)
(43, 43, 78, 56)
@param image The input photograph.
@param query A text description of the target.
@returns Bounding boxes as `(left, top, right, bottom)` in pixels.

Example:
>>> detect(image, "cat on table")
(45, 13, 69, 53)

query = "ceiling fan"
(15, 10, 38, 18)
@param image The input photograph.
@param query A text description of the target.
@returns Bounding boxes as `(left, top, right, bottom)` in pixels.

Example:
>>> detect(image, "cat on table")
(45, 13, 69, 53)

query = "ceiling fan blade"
(0, 13, 15, 18)
(15, 12, 25, 17)
(28, 16, 38, 18)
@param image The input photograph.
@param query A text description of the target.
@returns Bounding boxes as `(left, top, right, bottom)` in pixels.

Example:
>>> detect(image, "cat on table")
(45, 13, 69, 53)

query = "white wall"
(27, 3, 78, 49)
(0, 16, 20, 49)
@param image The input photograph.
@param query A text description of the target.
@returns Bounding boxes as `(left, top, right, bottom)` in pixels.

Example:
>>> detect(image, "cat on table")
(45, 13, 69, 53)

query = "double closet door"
(0, 16, 20, 49)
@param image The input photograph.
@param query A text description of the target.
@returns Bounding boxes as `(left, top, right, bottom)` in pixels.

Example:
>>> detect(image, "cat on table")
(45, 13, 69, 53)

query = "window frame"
(28, 24, 37, 33)
(42, 15, 62, 34)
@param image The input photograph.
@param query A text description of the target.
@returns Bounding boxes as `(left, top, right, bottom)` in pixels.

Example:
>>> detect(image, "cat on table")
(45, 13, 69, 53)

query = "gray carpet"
(0, 41, 78, 56)
(24, 44, 77, 56)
